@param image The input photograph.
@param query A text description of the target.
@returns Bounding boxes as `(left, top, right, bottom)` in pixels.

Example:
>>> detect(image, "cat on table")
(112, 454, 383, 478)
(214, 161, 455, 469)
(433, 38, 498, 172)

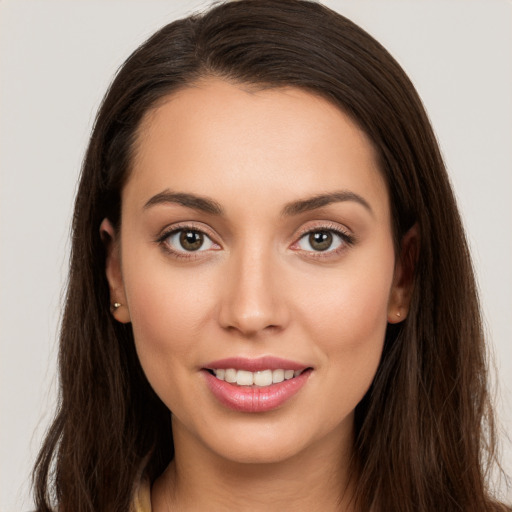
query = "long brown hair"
(33, 1, 509, 510)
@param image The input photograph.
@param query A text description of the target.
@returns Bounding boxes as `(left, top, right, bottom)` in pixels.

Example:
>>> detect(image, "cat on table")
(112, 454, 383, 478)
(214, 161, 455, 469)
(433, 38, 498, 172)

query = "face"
(103, 79, 411, 465)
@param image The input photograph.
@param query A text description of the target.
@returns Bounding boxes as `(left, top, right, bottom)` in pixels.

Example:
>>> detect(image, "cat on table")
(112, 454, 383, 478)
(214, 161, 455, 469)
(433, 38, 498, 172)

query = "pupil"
(309, 231, 332, 251)
(180, 231, 203, 251)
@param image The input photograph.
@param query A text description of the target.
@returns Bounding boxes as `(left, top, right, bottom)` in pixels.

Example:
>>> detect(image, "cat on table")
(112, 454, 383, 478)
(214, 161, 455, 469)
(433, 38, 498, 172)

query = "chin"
(197, 414, 345, 466)
(213, 438, 306, 465)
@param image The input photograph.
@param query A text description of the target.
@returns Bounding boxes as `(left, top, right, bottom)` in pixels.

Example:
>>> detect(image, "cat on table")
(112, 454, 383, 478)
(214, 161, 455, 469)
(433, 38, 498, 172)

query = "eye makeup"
(155, 221, 221, 260)
(290, 221, 356, 261)
(154, 219, 357, 263)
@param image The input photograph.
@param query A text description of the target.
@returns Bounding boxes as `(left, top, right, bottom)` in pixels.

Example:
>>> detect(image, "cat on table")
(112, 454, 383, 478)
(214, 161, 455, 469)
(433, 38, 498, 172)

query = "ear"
(387, 224, 419, 324)
(100, 218, 131, 323)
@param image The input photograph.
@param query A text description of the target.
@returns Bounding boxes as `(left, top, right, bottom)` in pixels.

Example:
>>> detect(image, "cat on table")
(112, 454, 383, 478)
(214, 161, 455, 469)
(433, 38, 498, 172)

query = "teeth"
(212, 368, 305, 386)
(272, 369, 284, 383)
(253, 370, 272, 386)
(224, 368, 237, 383)
(236, 370, 254, 386)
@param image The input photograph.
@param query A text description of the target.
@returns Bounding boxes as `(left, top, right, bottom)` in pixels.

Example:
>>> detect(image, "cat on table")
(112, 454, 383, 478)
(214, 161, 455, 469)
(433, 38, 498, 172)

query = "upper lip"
(204, 356, 311, 372)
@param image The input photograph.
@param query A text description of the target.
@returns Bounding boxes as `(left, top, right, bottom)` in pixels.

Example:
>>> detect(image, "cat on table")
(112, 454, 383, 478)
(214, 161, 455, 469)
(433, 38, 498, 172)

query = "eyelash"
(156, 223, 220, 260)
(156, 222, 356, 261)
(292, 223, 355, 260)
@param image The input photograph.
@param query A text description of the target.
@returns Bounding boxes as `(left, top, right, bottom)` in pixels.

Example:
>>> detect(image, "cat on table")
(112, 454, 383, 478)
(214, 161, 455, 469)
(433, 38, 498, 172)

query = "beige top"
(132, 477, 152, 512)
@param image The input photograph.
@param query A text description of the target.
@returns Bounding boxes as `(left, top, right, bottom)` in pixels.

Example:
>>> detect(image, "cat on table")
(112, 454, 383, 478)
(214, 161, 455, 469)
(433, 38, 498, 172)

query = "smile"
(210, 368, 305, 387)
(203, 357, 313, 412)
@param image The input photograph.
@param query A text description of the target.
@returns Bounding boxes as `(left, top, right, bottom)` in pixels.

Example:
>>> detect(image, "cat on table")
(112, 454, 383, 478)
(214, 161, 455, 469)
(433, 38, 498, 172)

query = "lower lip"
(203, 369, 311, 413)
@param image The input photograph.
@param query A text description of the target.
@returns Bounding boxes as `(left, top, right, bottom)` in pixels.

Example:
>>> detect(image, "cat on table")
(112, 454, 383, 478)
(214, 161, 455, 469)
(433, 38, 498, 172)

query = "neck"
(151, 420, 357, 512)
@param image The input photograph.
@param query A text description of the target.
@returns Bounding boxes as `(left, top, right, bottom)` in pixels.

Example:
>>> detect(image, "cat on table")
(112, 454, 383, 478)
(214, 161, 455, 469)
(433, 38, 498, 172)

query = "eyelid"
(156, 221, 219, 242)
(290, 221, 356, 256)
(154, 220, 355, 260)
(295, 221, 354, 241)
(156, 222, 222, 258)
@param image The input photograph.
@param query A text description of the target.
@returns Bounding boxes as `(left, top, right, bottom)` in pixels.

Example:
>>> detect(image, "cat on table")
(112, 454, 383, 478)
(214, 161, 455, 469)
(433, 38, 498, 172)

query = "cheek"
(123, 261, 223, 417)
(312, 286, 388, 377)
(296, 243, 395, 389)
(123, 255, 217, 376)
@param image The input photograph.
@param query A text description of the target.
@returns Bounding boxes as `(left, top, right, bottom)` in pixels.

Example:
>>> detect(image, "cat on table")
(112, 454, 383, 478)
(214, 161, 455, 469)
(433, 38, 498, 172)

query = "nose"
(218, 245, 289, 337)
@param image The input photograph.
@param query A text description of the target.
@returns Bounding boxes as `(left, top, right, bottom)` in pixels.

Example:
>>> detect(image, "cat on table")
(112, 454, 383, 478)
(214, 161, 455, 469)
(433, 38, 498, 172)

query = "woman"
(32, 0, 510, 511)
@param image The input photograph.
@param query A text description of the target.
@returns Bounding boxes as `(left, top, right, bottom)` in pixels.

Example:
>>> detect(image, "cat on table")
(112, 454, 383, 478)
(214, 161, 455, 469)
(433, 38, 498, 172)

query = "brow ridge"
(144, 190, 223, 215)
(144, 189, 372, 217)
(281, 191, 373, 216)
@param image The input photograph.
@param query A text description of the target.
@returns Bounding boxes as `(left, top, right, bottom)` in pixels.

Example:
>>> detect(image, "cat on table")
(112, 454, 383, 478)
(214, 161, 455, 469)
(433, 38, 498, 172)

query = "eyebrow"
(143, 189, 373, 217)
(281, 191, 373, 217)
(144, 190, 224, 215)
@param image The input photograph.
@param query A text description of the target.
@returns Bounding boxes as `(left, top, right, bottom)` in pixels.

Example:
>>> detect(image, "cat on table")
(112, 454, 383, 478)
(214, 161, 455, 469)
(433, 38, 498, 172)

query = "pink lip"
(204, 356, 308, 372)
(203, 366, 312, 413)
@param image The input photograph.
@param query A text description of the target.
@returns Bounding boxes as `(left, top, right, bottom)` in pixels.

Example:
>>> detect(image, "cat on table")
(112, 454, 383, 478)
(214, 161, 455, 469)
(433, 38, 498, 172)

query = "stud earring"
(111, 302, 123, 311)
(396, 311, 401, 318)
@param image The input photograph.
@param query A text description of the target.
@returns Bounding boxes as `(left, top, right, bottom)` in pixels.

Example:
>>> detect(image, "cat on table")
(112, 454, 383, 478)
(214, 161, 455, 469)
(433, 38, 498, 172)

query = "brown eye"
(308, 231, 333, 251)
(179, 230, 204, 251)
(163, 229, 216, 253)
(296, 229, 348, 254)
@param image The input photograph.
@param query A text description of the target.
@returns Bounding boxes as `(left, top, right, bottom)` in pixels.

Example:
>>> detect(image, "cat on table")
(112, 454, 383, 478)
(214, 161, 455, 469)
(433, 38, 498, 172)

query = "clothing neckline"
(132, 476, 152, 512)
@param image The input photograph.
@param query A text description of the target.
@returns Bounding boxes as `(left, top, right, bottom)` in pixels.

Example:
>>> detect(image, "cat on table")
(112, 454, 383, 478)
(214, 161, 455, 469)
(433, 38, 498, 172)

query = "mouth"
(202, 357, 313, 412)
(205, 367, 310, 387)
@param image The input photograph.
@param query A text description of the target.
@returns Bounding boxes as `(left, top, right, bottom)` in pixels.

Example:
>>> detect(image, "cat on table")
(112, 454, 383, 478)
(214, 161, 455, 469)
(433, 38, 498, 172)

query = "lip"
(202, 357, 313, 413)
(204, 356, 309, 372)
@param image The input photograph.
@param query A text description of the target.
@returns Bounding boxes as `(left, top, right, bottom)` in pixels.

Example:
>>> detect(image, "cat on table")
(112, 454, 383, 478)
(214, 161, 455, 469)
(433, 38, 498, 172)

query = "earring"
(111, 302, 122, 311)
(396, 312, 401, 318)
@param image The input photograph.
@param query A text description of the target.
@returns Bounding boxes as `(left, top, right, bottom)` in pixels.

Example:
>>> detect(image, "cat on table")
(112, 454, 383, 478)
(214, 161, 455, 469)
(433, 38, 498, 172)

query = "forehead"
(125, 78, 389, 219)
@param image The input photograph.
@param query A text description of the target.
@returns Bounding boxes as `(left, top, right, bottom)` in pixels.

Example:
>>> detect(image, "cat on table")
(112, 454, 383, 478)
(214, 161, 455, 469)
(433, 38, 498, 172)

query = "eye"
(164, 229, 216, 253)
(295, 229, 350, 253)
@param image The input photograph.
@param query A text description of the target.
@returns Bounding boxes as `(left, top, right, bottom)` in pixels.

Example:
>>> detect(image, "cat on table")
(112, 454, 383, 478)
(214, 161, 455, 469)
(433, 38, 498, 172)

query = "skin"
(102, 78, 416, 511)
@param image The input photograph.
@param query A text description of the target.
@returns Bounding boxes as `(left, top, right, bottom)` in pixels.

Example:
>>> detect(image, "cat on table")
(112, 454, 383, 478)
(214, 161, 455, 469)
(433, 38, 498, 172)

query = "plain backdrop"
(1, 1, 511, 510)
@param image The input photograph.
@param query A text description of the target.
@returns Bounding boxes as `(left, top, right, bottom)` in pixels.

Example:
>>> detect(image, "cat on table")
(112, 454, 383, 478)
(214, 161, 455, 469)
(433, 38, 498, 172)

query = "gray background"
(1, 1, 511, 510)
